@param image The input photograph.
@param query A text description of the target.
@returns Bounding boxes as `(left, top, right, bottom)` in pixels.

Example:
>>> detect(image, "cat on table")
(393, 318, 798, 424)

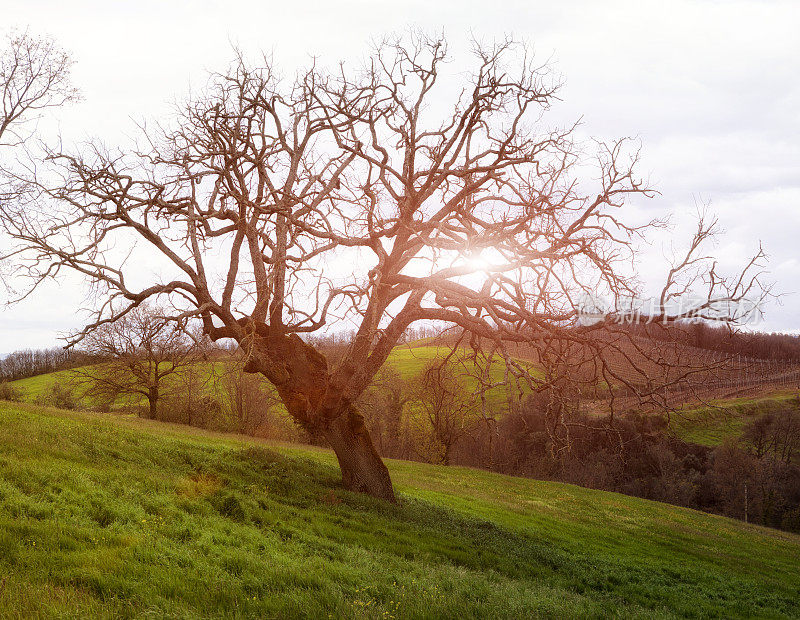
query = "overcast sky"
(1, 0, 799, 354)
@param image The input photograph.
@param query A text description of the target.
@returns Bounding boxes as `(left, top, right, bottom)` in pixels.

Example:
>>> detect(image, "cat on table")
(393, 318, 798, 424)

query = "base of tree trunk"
(324, 405, 396, 502)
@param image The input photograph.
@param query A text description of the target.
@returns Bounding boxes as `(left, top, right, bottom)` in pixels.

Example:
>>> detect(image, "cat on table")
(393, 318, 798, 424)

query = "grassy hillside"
(1, 402, 799, 618)
(8, 367, 78, 401)
(9, 344, 529, 413)
(668, 392, 799, 447)
(8, 360, 233, 410)
(382, 343, 535, 407)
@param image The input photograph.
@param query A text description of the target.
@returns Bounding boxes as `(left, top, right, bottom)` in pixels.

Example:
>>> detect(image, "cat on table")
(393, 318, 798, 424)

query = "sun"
(465, 256, 491, 273)
(462, 251, 495, 274)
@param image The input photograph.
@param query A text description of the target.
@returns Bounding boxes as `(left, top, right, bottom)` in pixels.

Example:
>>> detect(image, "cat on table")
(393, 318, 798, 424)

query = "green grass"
(379, 343, 535, 409)
(9, 368, 77, 402)
(668, 392, 800, 447)
(10, 344, 533, 414)
(1, 402, 799, 618)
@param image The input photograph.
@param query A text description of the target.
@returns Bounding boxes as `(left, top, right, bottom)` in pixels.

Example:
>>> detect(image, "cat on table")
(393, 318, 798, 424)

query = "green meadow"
(667, 392, 800, 447)
(0, 401, 798, 618)
(9, 344, 534, 414)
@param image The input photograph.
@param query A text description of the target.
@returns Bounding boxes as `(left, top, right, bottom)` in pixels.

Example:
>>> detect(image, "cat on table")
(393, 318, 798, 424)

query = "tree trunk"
(323, 404, 396, 502)
(245, 333, 395, 502)
(442, 443, 451, 466)
(147, 388, 158, 419)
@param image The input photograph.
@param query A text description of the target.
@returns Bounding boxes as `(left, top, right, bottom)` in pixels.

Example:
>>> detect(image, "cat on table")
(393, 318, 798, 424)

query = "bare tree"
(413, 361, 477, 465)
(0, 30, 78, 147)
(0, 34, 769, 500)
(72, 305, 203, 418)
(1, 30, 77, 282)
(216, 357, 282, 435)
(743, 409, 800, 464)
(359, 364, 411, 458)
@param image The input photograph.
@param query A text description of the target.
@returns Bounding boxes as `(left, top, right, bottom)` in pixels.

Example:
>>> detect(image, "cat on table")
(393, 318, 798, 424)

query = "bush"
(158, 392, 225, 429)
(0, 381, 22, 402)
(37, 381, 78, 410)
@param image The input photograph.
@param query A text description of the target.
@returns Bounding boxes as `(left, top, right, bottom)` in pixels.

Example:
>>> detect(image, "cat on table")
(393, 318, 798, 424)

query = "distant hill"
(7, 344, 535, 411)
(668, 391, 800, 447)
(9, 342, 797, 450)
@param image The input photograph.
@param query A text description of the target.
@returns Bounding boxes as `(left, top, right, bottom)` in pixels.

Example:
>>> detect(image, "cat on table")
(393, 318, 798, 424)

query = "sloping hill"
(668, 392, 800, 446)
(8, 344, 532, 412)
(7, 367, 78, 401)
(0, 402, 798, 618)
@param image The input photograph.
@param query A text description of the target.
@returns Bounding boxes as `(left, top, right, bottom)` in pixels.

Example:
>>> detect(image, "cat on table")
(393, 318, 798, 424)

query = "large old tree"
(0, 35, 767, 500)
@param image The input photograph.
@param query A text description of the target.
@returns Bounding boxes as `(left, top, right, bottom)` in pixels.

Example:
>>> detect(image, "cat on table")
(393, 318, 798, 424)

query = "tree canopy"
(0, 33, 769, 499)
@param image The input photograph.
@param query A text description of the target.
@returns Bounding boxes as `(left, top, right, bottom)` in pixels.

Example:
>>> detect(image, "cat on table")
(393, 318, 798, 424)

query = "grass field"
(8, 368, 78, 402)
(7, 360, 234, 410)
(382, 343, 535, 407)
(1, 401, 799, 618)
(9, 344, 530, 414)
(668, 392, 800, 447)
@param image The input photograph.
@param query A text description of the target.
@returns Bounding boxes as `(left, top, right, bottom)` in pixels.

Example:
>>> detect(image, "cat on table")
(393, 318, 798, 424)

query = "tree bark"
(323, 404, 396, 502)
(147, 387, 158, 419)
(246, 333, 396, 502)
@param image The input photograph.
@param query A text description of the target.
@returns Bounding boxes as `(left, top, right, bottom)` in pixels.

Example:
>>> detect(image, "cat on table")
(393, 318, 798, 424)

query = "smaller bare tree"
(72, 305, 202, 418)
(743, 408, 800, 464)
(359, 364, 412, 458)
(217, 359, 281, 435)
(413, 361, 479, 465)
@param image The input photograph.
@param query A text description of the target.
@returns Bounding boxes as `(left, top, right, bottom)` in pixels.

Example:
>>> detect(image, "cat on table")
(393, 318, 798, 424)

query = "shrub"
(0, 381, 22, 402)
(36, 381, 78, 410)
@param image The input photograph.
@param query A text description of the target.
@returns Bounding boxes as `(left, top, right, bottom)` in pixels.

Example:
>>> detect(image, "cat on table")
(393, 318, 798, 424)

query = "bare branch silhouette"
(0, 33, 770, 499)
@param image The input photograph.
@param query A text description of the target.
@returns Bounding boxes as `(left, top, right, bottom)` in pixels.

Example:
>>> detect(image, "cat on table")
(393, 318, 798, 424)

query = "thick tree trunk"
(244, 332, 395, 501)
(323, 405, 396, 502)
(147, 387, 158, 419)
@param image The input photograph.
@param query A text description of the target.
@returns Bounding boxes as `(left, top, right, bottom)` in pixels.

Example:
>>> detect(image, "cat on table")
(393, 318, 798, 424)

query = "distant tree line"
(627, 321, 800, 362)
(0, 347, 96, 381)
